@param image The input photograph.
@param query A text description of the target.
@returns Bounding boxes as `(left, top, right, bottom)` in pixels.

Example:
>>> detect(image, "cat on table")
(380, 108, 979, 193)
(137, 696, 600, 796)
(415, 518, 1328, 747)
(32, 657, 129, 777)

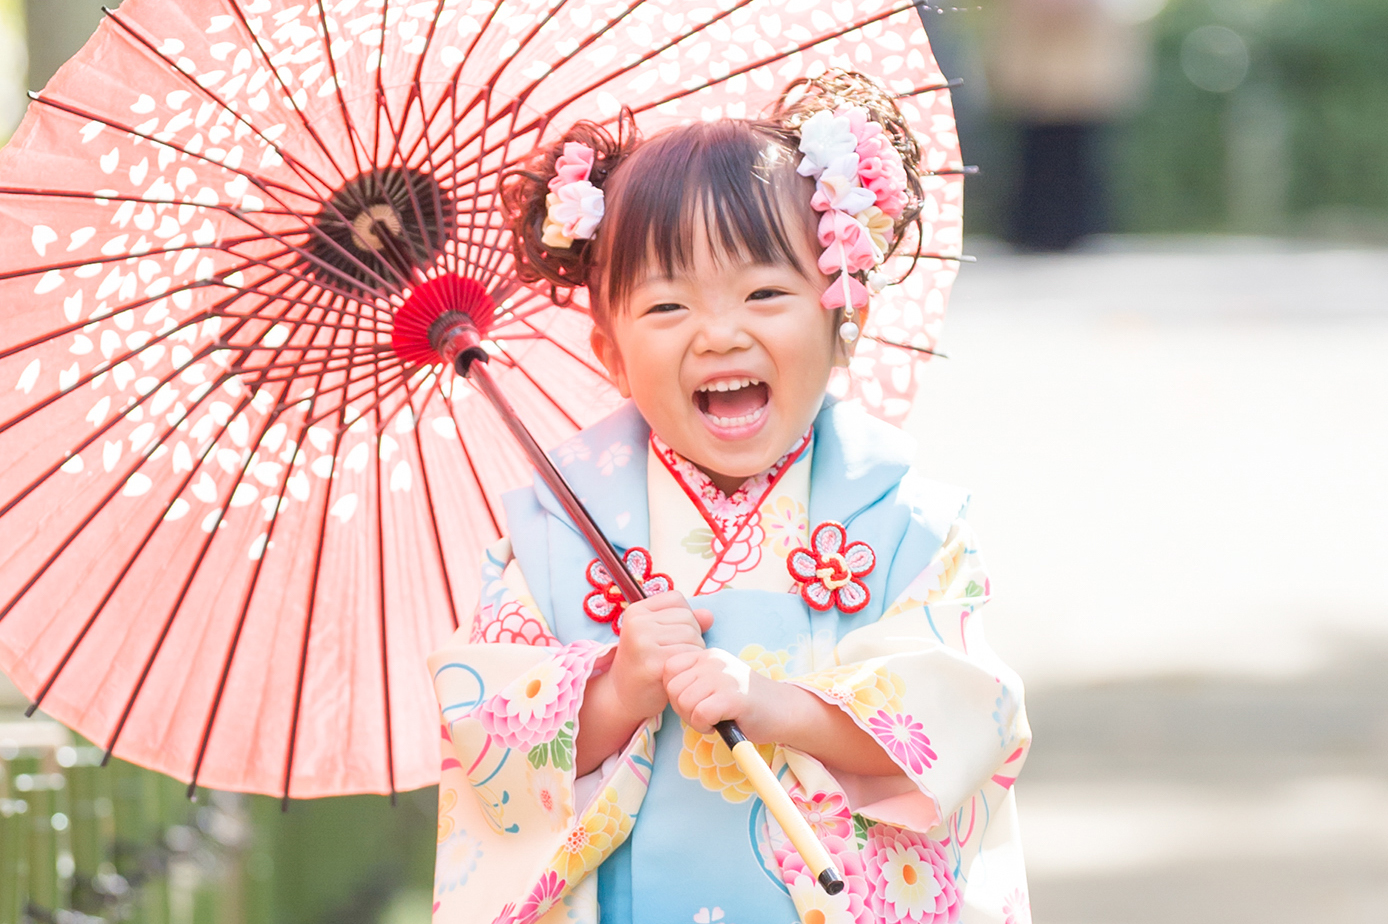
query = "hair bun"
(503, 111, 640, 301)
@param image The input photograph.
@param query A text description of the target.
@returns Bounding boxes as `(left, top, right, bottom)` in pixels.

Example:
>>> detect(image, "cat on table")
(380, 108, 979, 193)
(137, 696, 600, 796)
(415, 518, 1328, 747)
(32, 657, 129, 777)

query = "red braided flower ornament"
(582, 547, 674, 634)
(787, 521, 876, 613)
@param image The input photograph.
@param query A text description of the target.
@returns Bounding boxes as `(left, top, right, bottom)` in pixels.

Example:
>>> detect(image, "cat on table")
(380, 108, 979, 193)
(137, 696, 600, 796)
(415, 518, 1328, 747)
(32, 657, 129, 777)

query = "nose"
(691, 300, 754, 355)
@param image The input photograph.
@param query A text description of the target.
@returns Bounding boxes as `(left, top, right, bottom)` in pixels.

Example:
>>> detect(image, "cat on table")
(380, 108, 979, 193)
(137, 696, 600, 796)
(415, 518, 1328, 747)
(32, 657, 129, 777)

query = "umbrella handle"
(716, 721, 845, 895)
(437, 318, 844, 893)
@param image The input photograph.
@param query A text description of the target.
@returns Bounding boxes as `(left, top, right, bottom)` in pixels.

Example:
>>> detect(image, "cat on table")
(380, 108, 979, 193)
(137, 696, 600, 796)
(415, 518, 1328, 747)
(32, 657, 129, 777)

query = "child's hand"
(662, 647, 788, 741)
(608, 591, 714, 723)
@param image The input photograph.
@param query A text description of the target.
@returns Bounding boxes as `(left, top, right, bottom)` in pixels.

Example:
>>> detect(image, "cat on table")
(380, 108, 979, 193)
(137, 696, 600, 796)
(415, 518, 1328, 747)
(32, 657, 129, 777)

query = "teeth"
(706, 409, 764, 427)
(696, 377, 762, 393)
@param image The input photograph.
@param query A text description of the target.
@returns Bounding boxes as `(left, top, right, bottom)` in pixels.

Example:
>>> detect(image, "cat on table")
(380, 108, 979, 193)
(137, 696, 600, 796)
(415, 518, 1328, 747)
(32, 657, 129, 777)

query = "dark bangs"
(593, 121, 816, 316)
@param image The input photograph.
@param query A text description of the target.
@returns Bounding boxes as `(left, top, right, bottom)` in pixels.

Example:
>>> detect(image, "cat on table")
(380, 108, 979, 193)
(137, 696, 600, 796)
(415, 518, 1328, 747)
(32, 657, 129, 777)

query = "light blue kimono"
(499, 398, 972, 923)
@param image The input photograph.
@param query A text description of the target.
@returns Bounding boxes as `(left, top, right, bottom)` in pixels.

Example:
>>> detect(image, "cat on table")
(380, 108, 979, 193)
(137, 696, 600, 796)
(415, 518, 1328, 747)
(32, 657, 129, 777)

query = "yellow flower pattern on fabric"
(762, 495, 809, 559)
(882, 536, 970, 620)
(925, 537, 967, 603)
(679, 645, 788, 802)
(799, 663, 906, 719)
(678, 727, 776, 803)
(437, 785, 458, 843)
(548, 786, 633, 884)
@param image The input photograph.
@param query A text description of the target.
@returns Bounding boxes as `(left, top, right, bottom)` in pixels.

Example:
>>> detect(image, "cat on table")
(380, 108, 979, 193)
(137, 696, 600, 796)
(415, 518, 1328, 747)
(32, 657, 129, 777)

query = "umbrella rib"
(388, 1, 454, 282)
(490, 347, 581, 431)
(621, 1, 931, 118)
(372, 399, 399, 804)
(16, 276, 345, 710)
(184, 373, 305, 798)
(0, 185, 398, 302)
(508, 315, 613, 382)
(98, 267, 350, 768)
(406, 377, 462, 632)
(309, 2, 369, 181)
(442, 381, 504, 538)
(96, 385, 262, 766)
(0, 275, 309, 615)
(0, 361, 232, 629)
(0, 304, 219, 443)
(369, 3, 442, 294)
(0, 223, 277, 285)
(102, 7, 347, 198)
(210, 3, 359, 190)
(279, 386, 349, 807)
(19, 378, 245, 715)
(478, 97, 531, 281)
(405, 0, 650, 174)
(416, 0, 745, 180)
(19, 95, 406, 293)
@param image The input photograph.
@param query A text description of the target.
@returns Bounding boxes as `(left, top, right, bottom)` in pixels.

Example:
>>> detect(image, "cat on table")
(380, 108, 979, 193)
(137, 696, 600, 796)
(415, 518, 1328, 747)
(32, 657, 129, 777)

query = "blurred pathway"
(907, 238, 1388, 923)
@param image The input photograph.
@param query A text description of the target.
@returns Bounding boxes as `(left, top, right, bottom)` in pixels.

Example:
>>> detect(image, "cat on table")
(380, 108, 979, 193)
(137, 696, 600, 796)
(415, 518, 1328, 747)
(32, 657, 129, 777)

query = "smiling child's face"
(590, 226, 839, 494)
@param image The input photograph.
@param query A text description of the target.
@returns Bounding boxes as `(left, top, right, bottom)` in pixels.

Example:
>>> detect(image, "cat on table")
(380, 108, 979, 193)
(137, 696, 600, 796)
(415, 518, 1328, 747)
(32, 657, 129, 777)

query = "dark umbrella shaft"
(437, 322, 843, 894)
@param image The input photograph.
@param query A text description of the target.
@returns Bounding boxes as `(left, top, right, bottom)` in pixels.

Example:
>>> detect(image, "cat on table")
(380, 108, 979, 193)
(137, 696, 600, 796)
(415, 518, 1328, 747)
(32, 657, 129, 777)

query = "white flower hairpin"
(795, 107, 911, 343)
(541, 142, 605, 249)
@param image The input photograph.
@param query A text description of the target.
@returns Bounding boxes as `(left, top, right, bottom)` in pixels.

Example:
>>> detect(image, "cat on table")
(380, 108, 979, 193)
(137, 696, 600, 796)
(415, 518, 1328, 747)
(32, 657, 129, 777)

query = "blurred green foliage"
(961, 0, 1388, 239)
(1112, 0, 1388, 236)
(0, 725, 435, 924)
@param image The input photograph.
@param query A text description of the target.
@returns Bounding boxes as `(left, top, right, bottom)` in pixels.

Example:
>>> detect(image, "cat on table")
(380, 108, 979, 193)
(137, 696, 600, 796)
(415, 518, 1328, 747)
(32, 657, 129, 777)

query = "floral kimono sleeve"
(769, 520, 1030, 924)
(430, 538, 650, 924)
(793, 519, 1028, 824)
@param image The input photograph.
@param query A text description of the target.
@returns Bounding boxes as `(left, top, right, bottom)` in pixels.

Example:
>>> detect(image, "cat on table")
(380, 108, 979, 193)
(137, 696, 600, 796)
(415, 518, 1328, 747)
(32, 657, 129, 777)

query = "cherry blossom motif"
(865, 825, 960, 924)
(516, 870, 567, 924)
(866, 711, 938, 774)
(788, 522, 876, 613)
(582, 547, 674, 634)
(790, 788, 854, 840)
(1002, 888, 1032, 924)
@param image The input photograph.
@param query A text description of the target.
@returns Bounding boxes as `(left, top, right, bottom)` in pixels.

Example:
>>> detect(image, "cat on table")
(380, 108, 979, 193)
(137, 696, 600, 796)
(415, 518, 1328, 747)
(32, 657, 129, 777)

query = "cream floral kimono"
(429, 400, 1031, 924)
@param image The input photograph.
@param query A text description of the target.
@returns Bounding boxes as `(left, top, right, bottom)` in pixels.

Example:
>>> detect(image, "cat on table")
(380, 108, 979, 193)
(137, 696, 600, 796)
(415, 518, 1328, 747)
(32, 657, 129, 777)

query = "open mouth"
(694, 377, 770, 431)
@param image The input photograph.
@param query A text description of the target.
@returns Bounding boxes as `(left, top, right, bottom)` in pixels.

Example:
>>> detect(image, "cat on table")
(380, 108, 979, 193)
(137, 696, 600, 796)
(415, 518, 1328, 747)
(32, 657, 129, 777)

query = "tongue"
(703, 383, 768, 419)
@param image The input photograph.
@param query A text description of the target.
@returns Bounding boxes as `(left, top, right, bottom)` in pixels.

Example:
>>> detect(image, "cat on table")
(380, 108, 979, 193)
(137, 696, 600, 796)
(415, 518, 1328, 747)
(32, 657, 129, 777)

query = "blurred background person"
(983, 0, 1153, 250)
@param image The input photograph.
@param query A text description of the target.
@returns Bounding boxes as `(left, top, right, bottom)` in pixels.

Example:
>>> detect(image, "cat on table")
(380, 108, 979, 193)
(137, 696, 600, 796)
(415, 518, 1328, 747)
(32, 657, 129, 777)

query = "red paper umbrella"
(0, 0, 965, 801)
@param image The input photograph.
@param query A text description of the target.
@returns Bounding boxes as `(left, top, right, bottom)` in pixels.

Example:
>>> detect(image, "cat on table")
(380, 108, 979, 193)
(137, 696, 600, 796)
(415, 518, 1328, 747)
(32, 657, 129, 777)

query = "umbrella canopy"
(0, 0, 964, 800)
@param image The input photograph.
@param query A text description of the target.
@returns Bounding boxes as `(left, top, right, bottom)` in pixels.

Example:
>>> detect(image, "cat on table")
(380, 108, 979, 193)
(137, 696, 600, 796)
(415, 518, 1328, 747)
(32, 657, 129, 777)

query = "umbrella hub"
(350, 205, 405, 253)
(390, 273, 496, 372)
(309, 167, 454, 293)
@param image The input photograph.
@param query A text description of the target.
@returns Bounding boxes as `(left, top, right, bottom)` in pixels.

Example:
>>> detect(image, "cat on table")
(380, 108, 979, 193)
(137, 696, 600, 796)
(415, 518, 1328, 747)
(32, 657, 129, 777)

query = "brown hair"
(502, 70, 926, 323)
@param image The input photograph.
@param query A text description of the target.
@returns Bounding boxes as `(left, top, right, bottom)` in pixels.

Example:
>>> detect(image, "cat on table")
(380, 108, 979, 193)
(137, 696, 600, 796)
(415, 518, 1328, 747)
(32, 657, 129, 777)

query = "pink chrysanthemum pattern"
(516, 870, 567, 924)
(474, 641, 600, 750)
(776, 833, 871, 924)
(865, 825, 960, 924)
(866, 710, 938, 774)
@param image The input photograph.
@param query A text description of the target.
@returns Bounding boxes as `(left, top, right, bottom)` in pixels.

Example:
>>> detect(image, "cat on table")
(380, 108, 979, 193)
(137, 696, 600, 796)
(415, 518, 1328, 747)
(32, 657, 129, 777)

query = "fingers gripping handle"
(715, 722, 846, 895)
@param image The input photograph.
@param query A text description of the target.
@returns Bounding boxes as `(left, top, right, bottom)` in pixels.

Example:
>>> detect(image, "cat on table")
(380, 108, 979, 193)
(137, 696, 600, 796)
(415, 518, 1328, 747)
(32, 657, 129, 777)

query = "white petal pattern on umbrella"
(0, 0, 963, 800)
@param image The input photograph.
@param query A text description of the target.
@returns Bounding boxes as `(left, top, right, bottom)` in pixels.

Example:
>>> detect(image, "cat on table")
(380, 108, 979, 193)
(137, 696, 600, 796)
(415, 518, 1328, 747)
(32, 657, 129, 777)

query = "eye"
(642, 302, 685, 315)
(747, 288, 786, 301)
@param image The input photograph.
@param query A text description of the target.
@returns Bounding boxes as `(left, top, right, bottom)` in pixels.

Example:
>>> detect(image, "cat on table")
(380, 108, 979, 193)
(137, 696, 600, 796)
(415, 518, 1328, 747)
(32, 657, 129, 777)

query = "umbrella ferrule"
(430, 310, 488, 375)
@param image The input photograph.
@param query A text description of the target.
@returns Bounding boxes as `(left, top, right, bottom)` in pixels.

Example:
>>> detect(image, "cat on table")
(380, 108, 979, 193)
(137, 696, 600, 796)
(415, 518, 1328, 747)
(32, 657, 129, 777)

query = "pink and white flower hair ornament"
(541, 141, 605, 249)
(796, 106, 911, 342)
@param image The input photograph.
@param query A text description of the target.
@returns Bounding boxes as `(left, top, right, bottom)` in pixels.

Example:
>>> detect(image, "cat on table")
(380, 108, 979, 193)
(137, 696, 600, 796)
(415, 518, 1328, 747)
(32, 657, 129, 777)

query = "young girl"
(428, 72, 1030, 924)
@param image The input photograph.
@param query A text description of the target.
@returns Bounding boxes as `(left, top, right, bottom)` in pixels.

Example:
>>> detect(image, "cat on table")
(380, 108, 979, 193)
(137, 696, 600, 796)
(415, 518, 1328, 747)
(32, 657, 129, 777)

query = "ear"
(590, 325, 631, 398)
